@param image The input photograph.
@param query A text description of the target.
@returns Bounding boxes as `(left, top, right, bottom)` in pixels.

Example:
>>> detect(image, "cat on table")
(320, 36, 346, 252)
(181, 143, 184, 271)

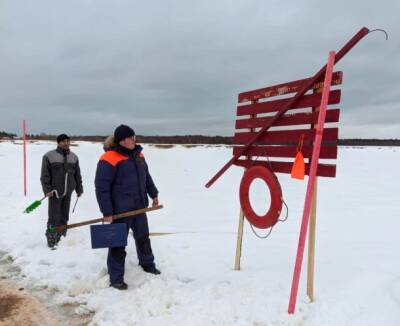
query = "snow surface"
(0, 141, 399, 325)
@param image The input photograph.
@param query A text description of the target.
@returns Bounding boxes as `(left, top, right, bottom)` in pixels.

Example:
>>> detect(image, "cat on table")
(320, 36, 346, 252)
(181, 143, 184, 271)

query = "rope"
(246, 145, 289, 239)
(250, 223, 274, 239)
(248, 196, 289, 239)
(279, 198, 289, 222)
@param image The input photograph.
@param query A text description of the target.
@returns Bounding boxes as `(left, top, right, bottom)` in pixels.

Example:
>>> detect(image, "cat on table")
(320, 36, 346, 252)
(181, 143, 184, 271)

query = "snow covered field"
(0, 141, 399, 325)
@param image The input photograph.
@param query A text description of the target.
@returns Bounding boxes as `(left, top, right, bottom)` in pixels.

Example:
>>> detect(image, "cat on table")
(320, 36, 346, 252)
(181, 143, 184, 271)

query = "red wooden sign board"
(205, 27, 370, 189)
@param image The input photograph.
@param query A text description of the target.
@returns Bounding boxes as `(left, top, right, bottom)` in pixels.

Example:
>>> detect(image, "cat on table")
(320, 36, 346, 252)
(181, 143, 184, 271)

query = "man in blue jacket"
(95, 125, 160, 290)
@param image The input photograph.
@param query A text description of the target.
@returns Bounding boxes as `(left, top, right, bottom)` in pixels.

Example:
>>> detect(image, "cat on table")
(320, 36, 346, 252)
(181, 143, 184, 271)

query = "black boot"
(110, 281, 128, 290)
(55, 229, 67, 245)
(142, 265, 161, 275)
(55, 232, 62, 245)
(45, 228, 57, 249)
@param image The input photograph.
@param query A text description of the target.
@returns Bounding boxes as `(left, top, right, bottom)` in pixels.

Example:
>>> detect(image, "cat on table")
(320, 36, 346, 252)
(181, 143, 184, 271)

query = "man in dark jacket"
(95, 125, 160, 290)
(40, 134, 83, 248)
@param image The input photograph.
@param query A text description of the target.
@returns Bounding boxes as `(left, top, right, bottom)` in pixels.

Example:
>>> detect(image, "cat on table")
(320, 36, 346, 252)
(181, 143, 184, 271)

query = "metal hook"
(368, 28, 389, 40)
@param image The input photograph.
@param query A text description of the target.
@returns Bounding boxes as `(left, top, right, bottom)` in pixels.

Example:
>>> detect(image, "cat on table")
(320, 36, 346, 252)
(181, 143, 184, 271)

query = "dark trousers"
(47, 192, 72, 227)
(107, 213, 155, 285)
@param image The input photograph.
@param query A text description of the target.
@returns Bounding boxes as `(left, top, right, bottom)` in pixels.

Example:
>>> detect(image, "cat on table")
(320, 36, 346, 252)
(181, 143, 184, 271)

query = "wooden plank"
(236, 109, 340, 130)
(232, 145, 337, 159)
(234, 159, 336, 178)
(237, 90, 341, 117)
(233, 128, 338, 145)
(238, 71, 343, 103)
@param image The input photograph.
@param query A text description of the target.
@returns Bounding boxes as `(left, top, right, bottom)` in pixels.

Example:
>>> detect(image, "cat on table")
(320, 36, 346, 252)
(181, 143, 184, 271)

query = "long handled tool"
(72, 196, 79, 213)
(23, 189, 62, 214)
(24, 196, 46, 213)
(54, 205, 163, 233)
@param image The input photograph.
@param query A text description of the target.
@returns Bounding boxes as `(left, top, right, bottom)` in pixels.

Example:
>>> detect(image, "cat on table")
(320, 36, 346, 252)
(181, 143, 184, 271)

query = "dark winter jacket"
(40, 147, 83, 197)
(95, 144, 158, 217)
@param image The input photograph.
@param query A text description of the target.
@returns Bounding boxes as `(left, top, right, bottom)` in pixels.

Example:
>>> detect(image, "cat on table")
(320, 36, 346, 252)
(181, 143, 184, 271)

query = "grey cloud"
(0, 0, 399, 137)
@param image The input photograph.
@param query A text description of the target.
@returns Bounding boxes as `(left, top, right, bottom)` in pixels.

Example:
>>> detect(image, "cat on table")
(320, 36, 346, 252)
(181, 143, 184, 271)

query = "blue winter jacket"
(95, 145, 158, 217)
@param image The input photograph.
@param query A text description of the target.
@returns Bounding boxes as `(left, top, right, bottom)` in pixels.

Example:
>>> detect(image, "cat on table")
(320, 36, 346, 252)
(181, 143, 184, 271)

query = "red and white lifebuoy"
(239, 166, 283, 229)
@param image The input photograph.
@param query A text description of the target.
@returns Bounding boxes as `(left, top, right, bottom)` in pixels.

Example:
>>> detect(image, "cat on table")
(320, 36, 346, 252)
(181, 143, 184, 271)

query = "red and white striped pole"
(288, 51, 336, 314)
(22, 119, 27, 196)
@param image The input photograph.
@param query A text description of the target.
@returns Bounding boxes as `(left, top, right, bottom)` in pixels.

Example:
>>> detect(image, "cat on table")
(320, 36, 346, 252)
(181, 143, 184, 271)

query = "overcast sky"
(0, 0, 398, 137)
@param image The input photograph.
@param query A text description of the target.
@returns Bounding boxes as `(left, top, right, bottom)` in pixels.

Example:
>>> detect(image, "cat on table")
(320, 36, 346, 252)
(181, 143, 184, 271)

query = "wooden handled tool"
(55, 205, 163, 233)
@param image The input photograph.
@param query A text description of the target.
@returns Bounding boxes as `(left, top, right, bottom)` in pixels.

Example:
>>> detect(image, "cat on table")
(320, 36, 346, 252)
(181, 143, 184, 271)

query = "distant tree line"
(338, 139, 400, 146)
(0, 131, 17, 138)
(25, 134, 234, 144)
(1, 131, 399, 146)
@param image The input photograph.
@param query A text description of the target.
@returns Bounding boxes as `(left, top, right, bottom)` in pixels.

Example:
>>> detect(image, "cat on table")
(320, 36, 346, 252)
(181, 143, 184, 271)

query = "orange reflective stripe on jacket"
(99, 150, 129, 167)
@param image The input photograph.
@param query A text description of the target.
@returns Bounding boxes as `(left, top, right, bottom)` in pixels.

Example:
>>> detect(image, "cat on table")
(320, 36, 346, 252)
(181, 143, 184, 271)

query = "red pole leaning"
(23, 120, 27, 196)
(287, 51, 336, 314)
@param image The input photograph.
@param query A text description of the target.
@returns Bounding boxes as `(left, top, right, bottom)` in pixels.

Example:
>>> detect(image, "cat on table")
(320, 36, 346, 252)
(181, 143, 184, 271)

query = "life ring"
(239, 166, 283, 229)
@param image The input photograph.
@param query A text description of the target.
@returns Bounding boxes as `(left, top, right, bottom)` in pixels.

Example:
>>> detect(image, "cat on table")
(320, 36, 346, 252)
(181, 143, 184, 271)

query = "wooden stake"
(307, 179, 318, 301)
(234, 98, 257, 271)
(234, 207, 245, 270)
(307, 83, 322, 302)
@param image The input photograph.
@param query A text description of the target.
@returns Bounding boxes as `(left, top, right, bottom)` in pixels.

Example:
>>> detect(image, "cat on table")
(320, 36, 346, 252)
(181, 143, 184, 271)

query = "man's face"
(58, 139, 70, 150)
(119, 135, 136, 150)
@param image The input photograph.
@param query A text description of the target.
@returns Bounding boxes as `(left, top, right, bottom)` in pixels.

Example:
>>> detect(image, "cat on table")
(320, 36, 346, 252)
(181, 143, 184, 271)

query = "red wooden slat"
(237, 90, 341, 117)
(233, 128, 338, 145)
(234, 160, 336, 178)
(232, 145, 337, 159)
(235, 108, 340, 130)
(238, 71, 343, 103)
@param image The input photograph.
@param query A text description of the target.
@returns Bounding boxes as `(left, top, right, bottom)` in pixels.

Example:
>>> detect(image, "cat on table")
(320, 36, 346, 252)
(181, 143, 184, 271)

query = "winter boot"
(55, 229, 67, 245)
(142, 265, 161, 275)
(110, 281, 128, 290)
(55, 232, 62, 245)
(45, 227, 57, 249)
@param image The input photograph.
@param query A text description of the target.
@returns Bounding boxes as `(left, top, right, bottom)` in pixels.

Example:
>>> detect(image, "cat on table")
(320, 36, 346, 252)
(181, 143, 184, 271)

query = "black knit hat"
(57, 134, 70, 143)
(114, 125, 135, 144)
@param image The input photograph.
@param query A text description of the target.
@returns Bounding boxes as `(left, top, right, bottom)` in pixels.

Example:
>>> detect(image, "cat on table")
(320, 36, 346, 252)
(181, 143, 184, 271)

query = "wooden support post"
(234, 207, 245, 270)
(307, 179, 317, 301)
(307, 83, 322, 301)
(234, 99, 257, 271)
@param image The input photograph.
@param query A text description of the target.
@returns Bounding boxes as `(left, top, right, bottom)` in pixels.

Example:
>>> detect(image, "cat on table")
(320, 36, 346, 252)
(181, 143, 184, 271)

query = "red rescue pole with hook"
(22, 120, 27, 196)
